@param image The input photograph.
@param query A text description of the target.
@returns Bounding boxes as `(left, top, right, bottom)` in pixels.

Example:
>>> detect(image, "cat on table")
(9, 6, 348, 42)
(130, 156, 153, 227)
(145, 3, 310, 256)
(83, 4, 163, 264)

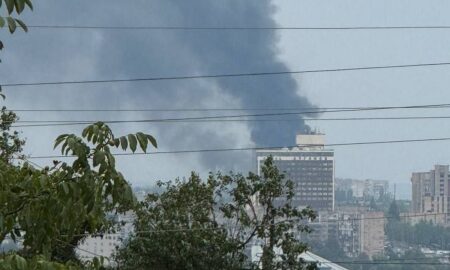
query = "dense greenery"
(115, 157, 317, 270)
(0, 118, 157, 267)
(387, 220, 450, 250)
(357, 249, 448, 270)
(0, 0, 32, 64)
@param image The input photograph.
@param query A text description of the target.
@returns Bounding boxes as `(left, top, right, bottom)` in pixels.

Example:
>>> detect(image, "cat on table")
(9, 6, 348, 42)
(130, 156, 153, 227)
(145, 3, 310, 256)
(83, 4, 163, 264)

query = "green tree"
(0, 106, 25, 163)
(116, 156, 317, 270)
(0, 0, 32, 63)
(388, 200, 400, 220)
(0, 120, 157, 268)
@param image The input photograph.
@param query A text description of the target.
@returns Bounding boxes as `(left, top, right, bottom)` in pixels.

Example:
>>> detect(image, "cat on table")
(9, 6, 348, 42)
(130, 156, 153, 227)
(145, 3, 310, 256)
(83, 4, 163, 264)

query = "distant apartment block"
(77, 212, 134, 266)
(411, 165, 450, 224)
(337, 210, 385, 258)
(256, 133, 335, 211)
(360, 212, 385, 258)
(335, 178, 389, 202)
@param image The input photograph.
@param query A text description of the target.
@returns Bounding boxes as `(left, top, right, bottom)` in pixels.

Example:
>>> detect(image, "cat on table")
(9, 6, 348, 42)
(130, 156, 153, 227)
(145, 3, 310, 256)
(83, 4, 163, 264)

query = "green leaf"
(24, 0, 33, 10)
(93, 151, 105, 167)
(62, 182, 69, 195)
(54, 134, 68, 149)
(13, 255, 27, 270)
(128, 134, 137, 153)
(120, 136, 128, 151)
(114, 138, 120, 147)
(14, 0, 25, 14)
(0, 17, 5, 28)
(5, 0, 14, 14)
(39, 175, 47, 187)
(82, 125, 91, 138)
(15, 19, 27, 32)
(136, 132, 148, 153)
(147, 134, 158, 148)
(6, 16, 16, 33)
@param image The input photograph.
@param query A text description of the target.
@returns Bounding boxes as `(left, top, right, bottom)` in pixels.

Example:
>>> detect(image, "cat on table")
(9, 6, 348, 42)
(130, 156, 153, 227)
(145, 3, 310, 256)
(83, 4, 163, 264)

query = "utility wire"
(8, 103, 450, 113)
(2, 62, 450, 88)
(9, 104, 450, 128)
(12, 116, 450, 126)
(26, 25, 450, 31)
(22, 137, 450, 159)
(53, 236, 450, 266)
(63, 212, 450, 236)
(333, 261, 449, 265)
(55, 239, 105, 259)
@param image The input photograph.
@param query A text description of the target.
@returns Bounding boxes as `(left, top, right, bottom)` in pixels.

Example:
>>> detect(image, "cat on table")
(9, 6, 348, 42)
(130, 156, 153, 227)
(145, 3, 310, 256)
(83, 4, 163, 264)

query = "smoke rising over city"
(0, 0, 314, 181)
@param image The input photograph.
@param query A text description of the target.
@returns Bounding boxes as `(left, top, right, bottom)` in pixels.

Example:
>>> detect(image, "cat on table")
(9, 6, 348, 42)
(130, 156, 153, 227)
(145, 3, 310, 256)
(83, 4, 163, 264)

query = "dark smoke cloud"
(0, 0, 314, 183)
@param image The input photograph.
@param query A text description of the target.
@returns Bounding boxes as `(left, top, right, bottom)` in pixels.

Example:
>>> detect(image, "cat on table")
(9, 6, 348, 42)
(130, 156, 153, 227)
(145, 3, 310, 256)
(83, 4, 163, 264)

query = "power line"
(10, 104, 450, 128)
(333, 261, 449, 265)
(2, 62, 450, 88)
(22, 137, 450, 159)
(12, 115, 450, 126)
(8, 103, 450, 112)
(62, 212, 450, 236)
(55, 239, 105, 259)
(26, 25, 450, 31)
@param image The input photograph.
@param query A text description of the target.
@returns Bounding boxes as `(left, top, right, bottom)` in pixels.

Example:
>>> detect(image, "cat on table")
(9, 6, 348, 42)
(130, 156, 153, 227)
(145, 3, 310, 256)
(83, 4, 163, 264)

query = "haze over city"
(3, 1, 450, 200)
(2, 0, 450, 268)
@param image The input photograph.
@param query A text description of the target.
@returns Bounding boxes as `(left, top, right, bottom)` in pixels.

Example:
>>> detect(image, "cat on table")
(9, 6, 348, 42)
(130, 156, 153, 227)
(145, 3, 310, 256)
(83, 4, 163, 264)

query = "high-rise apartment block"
(256, 133, 335, 211)
(337, 211, 385, 258)
(411, 165, 450, 224)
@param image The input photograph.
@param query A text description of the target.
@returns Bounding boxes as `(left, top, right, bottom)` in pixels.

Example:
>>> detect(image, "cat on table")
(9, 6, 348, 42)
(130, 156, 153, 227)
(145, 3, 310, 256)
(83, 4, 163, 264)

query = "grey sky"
(274, 0, 450, 199)
(2, 1, 450, 199)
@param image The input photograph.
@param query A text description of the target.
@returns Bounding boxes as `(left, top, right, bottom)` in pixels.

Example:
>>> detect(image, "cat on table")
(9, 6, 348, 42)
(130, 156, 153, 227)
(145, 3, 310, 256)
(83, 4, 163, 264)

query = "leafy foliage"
(0, 106, 25, 163)
(0, 0, 31, 33)
(116, 156, 317, 269)
(0, 121, 157, 268)
(0, 0, 32, 65)
(387, 219, 450, 250)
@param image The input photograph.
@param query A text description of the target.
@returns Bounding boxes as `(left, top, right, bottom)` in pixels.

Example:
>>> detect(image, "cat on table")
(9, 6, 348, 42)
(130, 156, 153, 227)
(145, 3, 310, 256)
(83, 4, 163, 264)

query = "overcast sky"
(2, 0, 450, 199)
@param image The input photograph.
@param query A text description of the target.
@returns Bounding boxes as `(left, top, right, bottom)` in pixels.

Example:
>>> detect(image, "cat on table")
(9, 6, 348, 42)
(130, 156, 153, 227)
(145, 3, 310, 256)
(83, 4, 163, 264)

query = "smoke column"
(0, 0, 315, 179)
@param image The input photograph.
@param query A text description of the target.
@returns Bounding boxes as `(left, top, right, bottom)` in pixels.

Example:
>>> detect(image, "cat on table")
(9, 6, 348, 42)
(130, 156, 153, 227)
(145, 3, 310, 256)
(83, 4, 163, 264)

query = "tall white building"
(77, 212, 135, 266)
(256, 133, 335, 212)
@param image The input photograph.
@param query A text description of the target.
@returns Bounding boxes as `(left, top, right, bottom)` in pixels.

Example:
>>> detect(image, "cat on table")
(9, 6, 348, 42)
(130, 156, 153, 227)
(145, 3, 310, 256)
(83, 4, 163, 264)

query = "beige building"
(411, 165, 450, 225)
(360, 212, 385, 258)
(336, 210, 385, 258)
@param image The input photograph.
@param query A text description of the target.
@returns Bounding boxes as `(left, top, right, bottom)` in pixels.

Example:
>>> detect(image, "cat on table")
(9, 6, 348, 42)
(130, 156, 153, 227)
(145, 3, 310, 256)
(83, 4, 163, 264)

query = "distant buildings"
(335, 178, 390, 204)
(77, 212, 134, 266)
(330, 210, 385, 259)
(250, 245, 349, 270)
(411, 165, 450, 225)
(359, 212, 385, 258)
(256, 133, 335, 211)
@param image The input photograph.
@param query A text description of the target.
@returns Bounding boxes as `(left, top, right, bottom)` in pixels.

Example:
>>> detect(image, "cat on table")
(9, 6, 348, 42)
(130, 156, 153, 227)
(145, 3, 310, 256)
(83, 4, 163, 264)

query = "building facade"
(411, 165, 450, 224)
(359, 212, 385, 258)
(77, 212, 135, 265)
(336, 211, 385, 258)
(256, 133, 335, 212)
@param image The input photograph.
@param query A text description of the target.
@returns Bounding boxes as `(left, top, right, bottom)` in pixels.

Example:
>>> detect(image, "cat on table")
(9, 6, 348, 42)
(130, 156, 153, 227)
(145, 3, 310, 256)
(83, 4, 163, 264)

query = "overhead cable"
(10, 104, 450, 128)
(27, 25, 450, 31)
(8, 103, 450, 112)
(22, 137, 450, 159)
(2, 62, 450, 88)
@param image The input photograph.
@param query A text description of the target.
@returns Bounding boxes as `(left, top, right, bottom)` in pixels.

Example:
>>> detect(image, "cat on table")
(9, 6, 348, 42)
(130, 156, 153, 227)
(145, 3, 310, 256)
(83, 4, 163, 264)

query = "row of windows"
(296, 197, 332, 201)
(296, 181, 333, 185)
(296, 187, 333, 191)
(298, 192, 332, 196)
